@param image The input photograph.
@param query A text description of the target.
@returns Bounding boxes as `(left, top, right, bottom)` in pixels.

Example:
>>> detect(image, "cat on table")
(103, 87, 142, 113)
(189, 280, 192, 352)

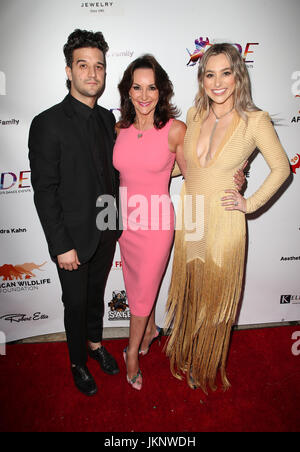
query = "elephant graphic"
(0, 262, 47, 281)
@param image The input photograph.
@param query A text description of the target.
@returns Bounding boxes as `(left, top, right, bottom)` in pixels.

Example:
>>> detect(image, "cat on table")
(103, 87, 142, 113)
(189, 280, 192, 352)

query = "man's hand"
(234, 161, 248, 192)
(57, 249, 81, 271)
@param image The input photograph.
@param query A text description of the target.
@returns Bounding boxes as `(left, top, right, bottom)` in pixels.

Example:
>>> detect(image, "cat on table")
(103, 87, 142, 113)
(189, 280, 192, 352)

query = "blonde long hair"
(195, 43, 259, 121)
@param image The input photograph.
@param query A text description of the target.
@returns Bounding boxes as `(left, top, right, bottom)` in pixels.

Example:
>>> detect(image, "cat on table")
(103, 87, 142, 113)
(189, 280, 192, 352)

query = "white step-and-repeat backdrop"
(1, 0, 299, 342)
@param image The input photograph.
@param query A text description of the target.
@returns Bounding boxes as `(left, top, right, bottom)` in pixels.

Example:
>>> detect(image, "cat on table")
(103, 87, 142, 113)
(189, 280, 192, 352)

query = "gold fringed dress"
(165, 108, 290, 393)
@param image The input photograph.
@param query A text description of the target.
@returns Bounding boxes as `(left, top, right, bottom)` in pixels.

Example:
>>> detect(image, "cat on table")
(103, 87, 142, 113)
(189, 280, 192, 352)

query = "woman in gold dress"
(165, 43, 290, 393)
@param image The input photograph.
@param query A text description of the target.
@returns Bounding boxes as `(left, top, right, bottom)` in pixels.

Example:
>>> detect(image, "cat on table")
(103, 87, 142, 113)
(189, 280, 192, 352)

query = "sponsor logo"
(280, 295, 300, 305)
(186, 37, 209, 66)
(0, 119, 19, 126)
(111, 260, 122, 270)
(81, 0, 114, 6)
(108, 290, 130, 321)
(290, 72, 300, 124)
(186, 37, 259, 67)
(0, 312, 49, 323)
(291, 71, 300, 98)
(0, 71, 5, 96)
(280, 255, 300, 262)
(0, 228, 27, 235)
(290, 154, 300, 174)
(80, 1, 122, 15)
(107, 51, 134, 58)
(280, 295, 291, 304)
(0, 262, 47, 280)
(291, 113, 300, 124)
(0, 170, 31, 194)
(0, 262, 51, 293)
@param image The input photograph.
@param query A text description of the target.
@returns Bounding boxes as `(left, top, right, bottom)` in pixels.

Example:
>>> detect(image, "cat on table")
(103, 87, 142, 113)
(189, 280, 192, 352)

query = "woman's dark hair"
(118, 54, 179, 129)
(63, 29, 109, 90)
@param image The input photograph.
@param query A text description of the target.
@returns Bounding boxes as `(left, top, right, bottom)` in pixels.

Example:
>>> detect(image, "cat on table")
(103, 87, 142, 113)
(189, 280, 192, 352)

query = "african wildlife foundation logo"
(0, 261, 51, 293)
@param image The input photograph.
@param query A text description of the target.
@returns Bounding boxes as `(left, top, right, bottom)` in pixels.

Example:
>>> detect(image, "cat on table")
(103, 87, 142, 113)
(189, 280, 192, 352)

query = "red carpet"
(0, 325, 299, 432)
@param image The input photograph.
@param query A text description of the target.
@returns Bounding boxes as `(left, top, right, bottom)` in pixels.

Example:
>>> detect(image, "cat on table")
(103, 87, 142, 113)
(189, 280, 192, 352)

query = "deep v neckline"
(194, 110, 241, 169)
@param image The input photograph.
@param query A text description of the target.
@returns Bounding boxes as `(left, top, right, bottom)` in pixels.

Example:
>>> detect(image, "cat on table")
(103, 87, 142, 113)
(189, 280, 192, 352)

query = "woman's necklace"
(134, 119, 143, 139)
(206, 105, 234, 161)
(134, 120, 153, 139)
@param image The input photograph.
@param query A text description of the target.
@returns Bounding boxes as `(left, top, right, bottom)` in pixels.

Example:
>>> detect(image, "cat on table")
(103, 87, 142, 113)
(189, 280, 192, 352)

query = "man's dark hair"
(63, 29, 109, 90)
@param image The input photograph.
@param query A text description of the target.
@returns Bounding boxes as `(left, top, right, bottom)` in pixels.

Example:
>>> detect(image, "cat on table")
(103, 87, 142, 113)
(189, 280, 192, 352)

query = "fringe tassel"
(165, 188, 246, 393)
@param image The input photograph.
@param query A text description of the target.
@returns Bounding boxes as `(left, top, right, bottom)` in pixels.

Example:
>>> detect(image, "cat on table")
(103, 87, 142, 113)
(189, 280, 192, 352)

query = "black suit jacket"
(28, 94, 121, 263)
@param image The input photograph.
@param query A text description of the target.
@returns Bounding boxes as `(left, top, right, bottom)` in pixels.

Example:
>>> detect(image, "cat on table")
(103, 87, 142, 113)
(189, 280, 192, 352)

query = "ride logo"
(186, 37, 259, 67)
(0, 261, 51, 293)
(0, 170, 31, 194)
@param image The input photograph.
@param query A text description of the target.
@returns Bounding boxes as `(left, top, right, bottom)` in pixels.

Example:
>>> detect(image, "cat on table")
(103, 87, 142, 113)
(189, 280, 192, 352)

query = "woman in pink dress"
(113, 55, 186, 390)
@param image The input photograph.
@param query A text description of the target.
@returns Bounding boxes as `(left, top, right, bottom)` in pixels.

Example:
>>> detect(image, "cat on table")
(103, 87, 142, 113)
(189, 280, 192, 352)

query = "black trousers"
(57, 231, 116, 366)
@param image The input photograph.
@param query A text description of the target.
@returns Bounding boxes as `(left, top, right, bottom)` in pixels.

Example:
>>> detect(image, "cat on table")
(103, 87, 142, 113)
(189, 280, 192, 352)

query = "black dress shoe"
(88, 345, 119, 375)
(71, 365, 98, 396)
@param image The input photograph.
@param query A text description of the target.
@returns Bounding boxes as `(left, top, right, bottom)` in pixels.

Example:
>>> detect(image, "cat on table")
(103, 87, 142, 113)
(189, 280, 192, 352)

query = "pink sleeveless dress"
(113, 120, 176, 317)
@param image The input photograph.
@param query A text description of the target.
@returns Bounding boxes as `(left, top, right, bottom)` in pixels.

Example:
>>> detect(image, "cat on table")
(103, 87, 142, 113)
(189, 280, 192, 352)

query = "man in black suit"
(29, 29, 121, 396)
